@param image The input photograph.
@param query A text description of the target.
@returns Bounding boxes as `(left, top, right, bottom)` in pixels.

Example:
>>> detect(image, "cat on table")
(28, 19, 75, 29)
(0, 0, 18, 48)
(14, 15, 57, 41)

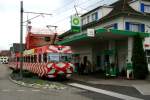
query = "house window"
(82, 18, 86, 25)
(87, 16, 90, 23)
(144, 5, 150, 13)
(125, 22, 145, 32)
(92, 12, 98, 21)
(129, 24, 139, 32)
(141, 3, 150, 13)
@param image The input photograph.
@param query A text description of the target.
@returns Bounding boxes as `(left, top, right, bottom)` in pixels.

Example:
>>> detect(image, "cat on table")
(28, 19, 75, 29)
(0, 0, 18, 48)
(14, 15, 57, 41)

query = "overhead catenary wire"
(31, 0, 118, 33)
(51, 0, 107, 25)
(52, 0, 93, 16)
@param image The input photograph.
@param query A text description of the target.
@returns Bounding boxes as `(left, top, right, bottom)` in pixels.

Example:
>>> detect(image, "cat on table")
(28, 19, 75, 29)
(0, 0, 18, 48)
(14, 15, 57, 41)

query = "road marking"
(16, 90, 25, 92)
(133, 84, 150, 95)
(69, 83, 143, 100)
(1, 89, 10, 92)
(32, 89, 40, 92)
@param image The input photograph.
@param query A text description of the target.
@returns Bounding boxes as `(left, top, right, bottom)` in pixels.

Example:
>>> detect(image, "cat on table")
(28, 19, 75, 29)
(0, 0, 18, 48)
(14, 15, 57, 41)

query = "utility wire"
(51, 0, 74, 13)
(53, 0, 93, 15)
(52, 0, 106, 25)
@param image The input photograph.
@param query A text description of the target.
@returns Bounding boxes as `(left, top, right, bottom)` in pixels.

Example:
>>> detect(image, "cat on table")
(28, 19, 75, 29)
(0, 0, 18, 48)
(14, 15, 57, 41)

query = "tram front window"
(60, 54, 72, 62)
(47, 53, 72, 62)
(48, 53, 60, 62)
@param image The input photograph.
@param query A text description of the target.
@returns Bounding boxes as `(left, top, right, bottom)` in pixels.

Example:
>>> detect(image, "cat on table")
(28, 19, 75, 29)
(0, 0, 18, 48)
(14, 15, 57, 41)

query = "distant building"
(0, 50, 10, 64)
(57, 0, 150, 73)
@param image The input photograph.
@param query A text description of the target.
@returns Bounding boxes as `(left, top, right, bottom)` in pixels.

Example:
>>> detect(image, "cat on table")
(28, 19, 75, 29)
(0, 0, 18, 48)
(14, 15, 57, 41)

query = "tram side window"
(43, 53, 47, 63)
(34, 55, 37, 63)
(23, 57, 25, 62)
(17, 57, 19, 62)
(38, 54, 41, 63)
(27, 56, 30, 63)
(26, 56, 27, 62)
(31, 56, 34, 63)
(24, 56, 27, 62)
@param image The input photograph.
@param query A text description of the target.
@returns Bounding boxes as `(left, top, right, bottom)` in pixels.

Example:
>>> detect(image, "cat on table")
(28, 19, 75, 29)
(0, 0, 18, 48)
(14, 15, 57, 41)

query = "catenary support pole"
(19, 1, 23, 80)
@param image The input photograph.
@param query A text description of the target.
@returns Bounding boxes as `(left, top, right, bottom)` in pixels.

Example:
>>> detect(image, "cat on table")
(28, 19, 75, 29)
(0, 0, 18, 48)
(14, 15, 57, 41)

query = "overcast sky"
(0, 0, 118, 50)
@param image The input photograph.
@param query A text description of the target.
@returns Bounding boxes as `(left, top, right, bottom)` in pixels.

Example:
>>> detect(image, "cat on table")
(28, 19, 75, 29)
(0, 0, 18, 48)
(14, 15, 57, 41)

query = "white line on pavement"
(69, 83, 143, 100)
(1, 89, 10, 92)
(31, 89, 40, 92)
(16, 90, 25, 92)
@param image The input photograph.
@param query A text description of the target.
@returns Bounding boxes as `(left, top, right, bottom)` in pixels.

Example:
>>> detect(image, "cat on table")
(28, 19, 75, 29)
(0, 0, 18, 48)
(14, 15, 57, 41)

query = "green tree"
(132, 35, 149, 79)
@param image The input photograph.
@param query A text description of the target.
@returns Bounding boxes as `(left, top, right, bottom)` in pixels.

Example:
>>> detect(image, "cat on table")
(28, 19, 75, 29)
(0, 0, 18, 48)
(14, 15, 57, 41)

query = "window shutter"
(141, 3, 145, 12)
(114, 23, 118, 29)
(125, 22, 130, 30)
(141, 24, 145, 32)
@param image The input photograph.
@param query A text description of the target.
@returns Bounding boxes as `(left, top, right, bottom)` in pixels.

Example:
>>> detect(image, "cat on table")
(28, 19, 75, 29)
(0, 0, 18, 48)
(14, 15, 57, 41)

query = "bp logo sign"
(71, 16, 81, 26)
(71, 16, 81, 32)
(73, 18, 80, 25)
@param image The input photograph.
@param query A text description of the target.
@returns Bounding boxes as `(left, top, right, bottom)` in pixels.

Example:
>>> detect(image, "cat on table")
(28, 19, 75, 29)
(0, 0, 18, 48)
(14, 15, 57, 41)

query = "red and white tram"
(9, 45, 75, 78)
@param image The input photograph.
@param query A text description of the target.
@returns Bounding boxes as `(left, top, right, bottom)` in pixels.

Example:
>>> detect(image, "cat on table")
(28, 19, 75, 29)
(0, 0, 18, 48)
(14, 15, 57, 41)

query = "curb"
(9, 75, 67, 90)
(9, 76, 38, 89)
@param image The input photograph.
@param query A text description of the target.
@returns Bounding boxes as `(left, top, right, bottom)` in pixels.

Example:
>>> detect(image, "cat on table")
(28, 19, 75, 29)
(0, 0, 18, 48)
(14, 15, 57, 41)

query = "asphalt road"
(0, 64, 149, 100)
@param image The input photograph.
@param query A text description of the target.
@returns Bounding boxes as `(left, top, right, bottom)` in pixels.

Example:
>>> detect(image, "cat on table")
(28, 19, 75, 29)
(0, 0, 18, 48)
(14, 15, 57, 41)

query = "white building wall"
(98, 7, 113, 19)
(95, 17, 124, 30)
(129, 1, 140, 11)
(81, 6, 113, 26)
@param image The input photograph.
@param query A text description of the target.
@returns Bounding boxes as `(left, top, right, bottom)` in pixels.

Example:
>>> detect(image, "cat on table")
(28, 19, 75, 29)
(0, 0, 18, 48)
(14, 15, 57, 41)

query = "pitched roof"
(59, 0, 150, 38)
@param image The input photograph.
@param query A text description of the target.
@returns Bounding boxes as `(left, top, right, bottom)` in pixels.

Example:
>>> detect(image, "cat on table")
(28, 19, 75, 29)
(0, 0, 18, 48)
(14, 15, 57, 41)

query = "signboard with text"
(87, 28, 95, 37)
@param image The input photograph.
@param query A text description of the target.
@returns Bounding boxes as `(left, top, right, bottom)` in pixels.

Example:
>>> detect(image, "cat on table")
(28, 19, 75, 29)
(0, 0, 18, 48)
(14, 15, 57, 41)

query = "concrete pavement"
(1, 64, 150, 100)
(0, 64, 92, 100)
(71, 73, 150, 95)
